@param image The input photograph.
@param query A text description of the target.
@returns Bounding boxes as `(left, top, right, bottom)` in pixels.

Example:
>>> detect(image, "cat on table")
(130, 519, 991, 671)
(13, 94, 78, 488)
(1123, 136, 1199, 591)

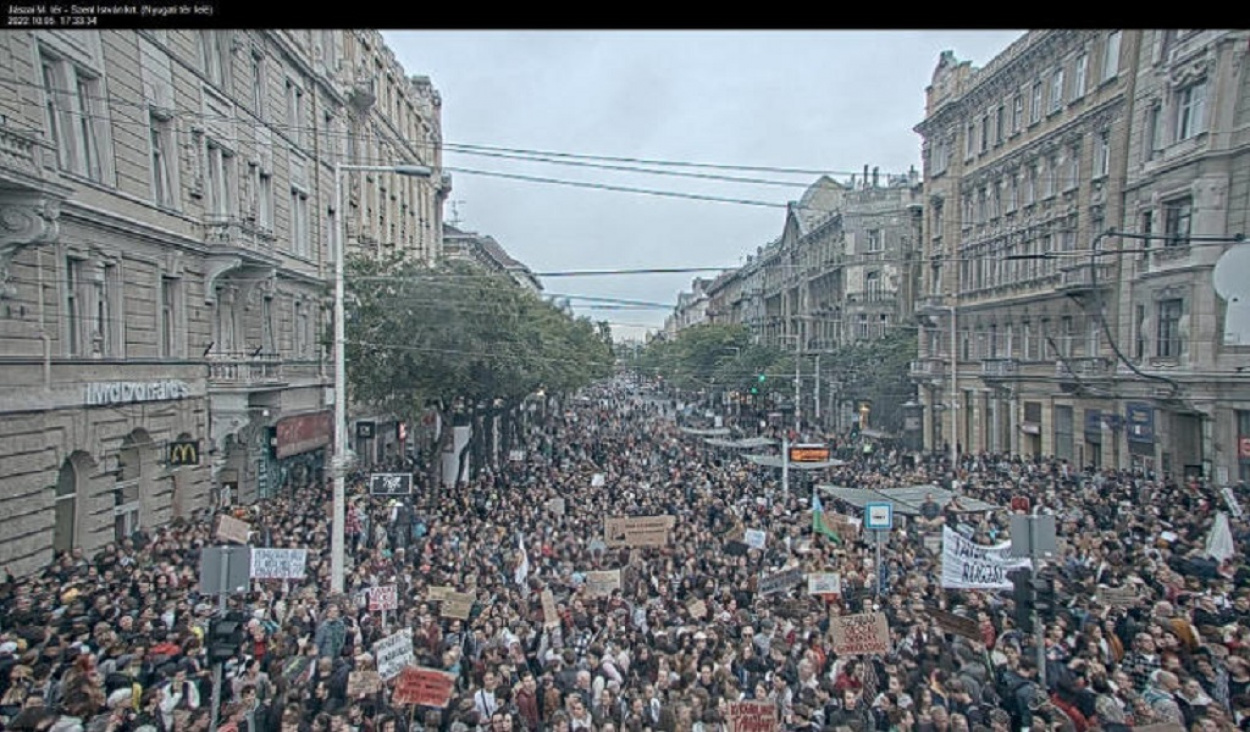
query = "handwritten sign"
(347, 670, 382, 697)
(249, 548, 307, 580)
(541, 588, 559, 628)
(547, 497, 566, 516)
(604, 516, 675, 548)
(744, 529, 767, 550)
(727, 701, 777, 732)
(369, 585, 398, 612)
(584, 569, 622, 598)
(427, 585, 453, 602)
(1097, 585, 1140, 608)
(373, 629, 416, 680)
(926, 607, 980, 641)
(829, 612, 890, 656)
(393, 666, 456, 708)
(806, 573, 841, 596)
(440, 591, 474, 620)
(592, 473, 606, 488)
(758, 567, 804, 596)
(215, 514, 251, 544)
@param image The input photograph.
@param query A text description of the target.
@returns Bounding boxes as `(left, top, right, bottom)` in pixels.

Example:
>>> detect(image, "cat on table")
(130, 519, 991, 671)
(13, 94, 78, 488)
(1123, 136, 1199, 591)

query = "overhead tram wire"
(442, 167, 790, 208)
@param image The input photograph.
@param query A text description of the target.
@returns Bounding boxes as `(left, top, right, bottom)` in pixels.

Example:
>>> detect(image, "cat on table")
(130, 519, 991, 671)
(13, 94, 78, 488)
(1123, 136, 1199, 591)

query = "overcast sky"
(382, 31, 1023, 341)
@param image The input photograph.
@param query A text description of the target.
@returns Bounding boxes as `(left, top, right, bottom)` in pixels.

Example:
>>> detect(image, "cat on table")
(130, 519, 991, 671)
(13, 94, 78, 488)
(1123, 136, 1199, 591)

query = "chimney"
(872, 167, 880, 189)
(863, 165, 870, 189)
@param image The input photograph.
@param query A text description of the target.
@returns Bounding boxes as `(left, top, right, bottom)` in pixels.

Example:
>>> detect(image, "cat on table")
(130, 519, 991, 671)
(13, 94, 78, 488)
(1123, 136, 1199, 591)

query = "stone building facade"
(912, 29, 1250, 483)
(0, 30, 445, 574)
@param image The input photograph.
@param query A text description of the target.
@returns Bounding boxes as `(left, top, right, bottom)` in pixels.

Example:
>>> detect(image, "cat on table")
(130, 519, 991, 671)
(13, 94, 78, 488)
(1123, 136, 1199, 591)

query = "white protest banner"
(1221, 486, 1244, 519)
(605, 516, 674, 548)
(940, 526, 1028, 589)
(249, 548, 308, 580)
(215, 514, 251, 544)
(373, 629, 416, 680)
(592, 473, 606, 488)
(744, 529, 767, 550)
(727, 701, 777, 732)
(829, 612, 891, 656)
(806, 573, 841, 596)
(369, 585, 398, 612)
(584, 569, 621, 598)
(758, 567, 804, 596)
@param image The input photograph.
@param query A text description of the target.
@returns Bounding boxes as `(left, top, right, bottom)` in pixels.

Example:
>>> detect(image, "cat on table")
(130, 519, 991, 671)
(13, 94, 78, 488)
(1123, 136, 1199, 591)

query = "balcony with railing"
(208, 352, 284, 387)
(1055, 357, 1113, 380)
(979, 358, 1020, 379)
(1057, 261, 1114, 295)
(909, 358, 947, 383)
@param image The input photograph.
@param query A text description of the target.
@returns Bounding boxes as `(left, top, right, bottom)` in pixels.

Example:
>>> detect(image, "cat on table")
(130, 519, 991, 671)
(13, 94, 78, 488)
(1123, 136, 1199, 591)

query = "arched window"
(53, 459, 80, 554)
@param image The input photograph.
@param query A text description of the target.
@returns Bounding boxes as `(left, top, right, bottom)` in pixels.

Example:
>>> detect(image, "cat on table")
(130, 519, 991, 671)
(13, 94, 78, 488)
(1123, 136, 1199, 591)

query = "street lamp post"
(332, 162, 432, 595)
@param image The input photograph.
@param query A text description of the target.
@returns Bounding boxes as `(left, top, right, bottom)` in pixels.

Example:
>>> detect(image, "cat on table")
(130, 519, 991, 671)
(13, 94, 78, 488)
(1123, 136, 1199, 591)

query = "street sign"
(789, 444, 830, 463)
(198, 545, 253, 596)
(864, 502, 893, 531)
(1008, 514, 1058, 558)
(370, 473, 413, 496)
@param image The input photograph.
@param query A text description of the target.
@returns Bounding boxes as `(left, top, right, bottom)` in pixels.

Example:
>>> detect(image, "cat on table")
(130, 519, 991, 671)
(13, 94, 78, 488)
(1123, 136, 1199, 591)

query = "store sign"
(1126, 403, 1155, 444)
(167, 439, 201, 466)
(789, 444, 830, 463)
(356, 421, 376, 439)
(275, 411, 333, 459)
(86, 380, 190, 406)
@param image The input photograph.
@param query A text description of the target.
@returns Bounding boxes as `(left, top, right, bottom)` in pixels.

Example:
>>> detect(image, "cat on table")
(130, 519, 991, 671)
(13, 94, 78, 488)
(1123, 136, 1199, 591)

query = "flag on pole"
(514, 532, 530, 587)
(1205, 512, 1235, 564)
(812, 493, 842, 545)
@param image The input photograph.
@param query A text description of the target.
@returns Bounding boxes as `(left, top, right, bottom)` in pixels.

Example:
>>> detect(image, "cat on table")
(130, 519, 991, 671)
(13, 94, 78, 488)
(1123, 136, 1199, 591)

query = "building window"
(160, 276, 179, 358)
(73, 73, 104, 181)
(262, 296, 275, 354)
(1156, 298, 1183, 358)
(865, 271, 881, 300)
(996, 104, 1006, 145)
(1025, 164, 1037, 205)
(54, 460, 79, 554)
(1046, 155, 1059, 198)
(980, 114, 990, 153)
(1145, 104, 1163, 161)
(40, 51, 110, 183)
(258, 170, 274, 232)
(1176, 79, 1207, 142)
(149, 111, 175, 207)
(199, 31, 228, 88)
(866, 229, 882, 252)
(1007, 173, 1018, 212)
(1050, 68, 1065, 113)
(204, 141, 235, 217)
(65, 257, 84, 357)
(1065, 145, 1080, 191)
(1060, 315, 1074, 357)
(1095, 129, 1111, 178)
(291, 186, 310, 257)
(1073, 53, 1088, 100)
(95, 262, 116, 357)
(857, 313, 869, 340)
(251, 51, 266, 117)
(1031, 81, 1044, 124)
(41, 55, 67, 169)
(1164, 197, 1192, 247)
(286, 79, 304, 146)
(1102, 31, 1122, 82)
(965, 122, 976, 158)
(1135, 304, 1146, 359)
(1012, 94, 1023, 133)
(1142, 209, 1155, 246)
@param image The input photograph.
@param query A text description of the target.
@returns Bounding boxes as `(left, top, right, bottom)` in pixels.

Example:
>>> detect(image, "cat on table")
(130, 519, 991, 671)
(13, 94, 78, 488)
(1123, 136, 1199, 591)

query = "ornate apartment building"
(442, 225, 542, 294)
(912, 30, 1250, 482)
(0, 30, 446, 574)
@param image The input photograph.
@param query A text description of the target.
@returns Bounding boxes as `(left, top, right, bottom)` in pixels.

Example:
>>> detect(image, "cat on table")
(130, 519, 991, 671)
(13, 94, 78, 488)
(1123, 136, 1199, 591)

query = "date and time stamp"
(4, 1, 218, 26)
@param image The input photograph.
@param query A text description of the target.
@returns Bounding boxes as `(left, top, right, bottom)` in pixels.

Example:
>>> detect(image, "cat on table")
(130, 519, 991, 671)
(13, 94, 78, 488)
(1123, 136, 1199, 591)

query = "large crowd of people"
(2, 375, 1249, 732)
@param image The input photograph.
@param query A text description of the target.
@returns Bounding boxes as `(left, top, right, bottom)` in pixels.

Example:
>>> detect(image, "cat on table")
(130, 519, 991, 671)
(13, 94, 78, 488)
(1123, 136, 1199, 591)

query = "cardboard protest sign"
(687, 599, 708, 620)
(440, 591, 474, 620)
(584, 569, 622, 598)
(1096, 585, 1140, 608)
(604, 515, 675, 548)
(215, 514, 251, 544)
(347, 670, 382, 697)
(547, 497, 566, 516)
(829, 612, 891, 656)
(393, 666, 456, 708)
(592, 473, 606, 488)
(926, 607, 980, 641)
(373, 629, 416, 680)
(727, 700, 777, 732)
(427, 585, 454, 602)
(541, 588, 560, 628)
(250, 548, 307, 580)
(806, 573, 841, 596)
(725, 540, 750, 557)
(369, 585, 398, 612)
(758, 567, 804, 596)
(744, 529, 767, 550)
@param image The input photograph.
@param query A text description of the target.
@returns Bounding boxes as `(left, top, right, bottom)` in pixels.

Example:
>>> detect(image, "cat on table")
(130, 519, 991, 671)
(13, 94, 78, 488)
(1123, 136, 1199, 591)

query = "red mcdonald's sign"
(275, 411, 333, 459)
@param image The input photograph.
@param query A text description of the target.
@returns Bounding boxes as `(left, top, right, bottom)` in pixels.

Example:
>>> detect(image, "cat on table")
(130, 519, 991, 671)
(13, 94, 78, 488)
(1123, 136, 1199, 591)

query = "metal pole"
(782, 432, 789, 497)
(948, 304, 958, 472)
(1030, 517, 1046, 689)
(209, 547, 230, 732)
(793, 341, 801, 435)
(814, 354, 821, 425)
(874, 531, 883, 598)
(332, 163, 347, 595)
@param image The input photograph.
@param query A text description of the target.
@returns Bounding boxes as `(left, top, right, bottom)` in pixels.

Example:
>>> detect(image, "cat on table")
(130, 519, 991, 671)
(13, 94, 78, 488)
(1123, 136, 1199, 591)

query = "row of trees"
(629, 323, 917, 434)
(343, 254, 615, 483)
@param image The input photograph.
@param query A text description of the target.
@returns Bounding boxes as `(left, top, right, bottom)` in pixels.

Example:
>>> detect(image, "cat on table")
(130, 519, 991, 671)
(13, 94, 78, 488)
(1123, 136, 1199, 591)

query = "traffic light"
(1031, 571, 1057, 621)
(1009, 567, 1034, 633)
(207, 611, 248, 665)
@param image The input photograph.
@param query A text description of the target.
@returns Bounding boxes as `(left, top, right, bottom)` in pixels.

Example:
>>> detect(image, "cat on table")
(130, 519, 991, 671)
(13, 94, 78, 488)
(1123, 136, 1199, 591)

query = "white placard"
(940, 526, 1028, 589)
(591, 473, 606, 488)
(744, 529, 767, 550)
(249, 548, 308, 579)
(373, 629, 416, 680)
(369, 585, 398, 612)
(807, 572, 841, 595)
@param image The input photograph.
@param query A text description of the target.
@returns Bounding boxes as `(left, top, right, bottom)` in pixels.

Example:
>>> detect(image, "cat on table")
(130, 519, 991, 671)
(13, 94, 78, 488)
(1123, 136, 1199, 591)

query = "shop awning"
(679, 426, 732, 437)
(745, 454, 846, 470)
(818, 484, 1002, 515)
(705, 436, 779, 449)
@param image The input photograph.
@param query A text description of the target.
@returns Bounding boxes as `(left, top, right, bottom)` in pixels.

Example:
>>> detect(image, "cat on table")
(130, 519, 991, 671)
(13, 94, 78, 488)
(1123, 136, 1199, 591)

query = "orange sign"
(788, 445, 830, 463)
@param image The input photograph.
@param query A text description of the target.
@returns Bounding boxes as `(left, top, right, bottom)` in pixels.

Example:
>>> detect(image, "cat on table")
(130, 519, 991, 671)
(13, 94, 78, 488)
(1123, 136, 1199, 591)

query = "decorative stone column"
(0, 193, 61, 299)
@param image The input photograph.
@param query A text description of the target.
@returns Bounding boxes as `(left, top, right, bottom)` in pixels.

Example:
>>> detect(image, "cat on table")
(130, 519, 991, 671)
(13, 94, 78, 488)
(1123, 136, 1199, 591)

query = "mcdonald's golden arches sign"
(168, 439, 201, 466)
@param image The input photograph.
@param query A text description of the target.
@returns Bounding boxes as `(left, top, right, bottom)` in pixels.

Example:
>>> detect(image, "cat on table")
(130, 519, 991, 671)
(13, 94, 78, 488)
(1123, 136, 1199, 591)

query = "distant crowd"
(2, 376, 1249, 732)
